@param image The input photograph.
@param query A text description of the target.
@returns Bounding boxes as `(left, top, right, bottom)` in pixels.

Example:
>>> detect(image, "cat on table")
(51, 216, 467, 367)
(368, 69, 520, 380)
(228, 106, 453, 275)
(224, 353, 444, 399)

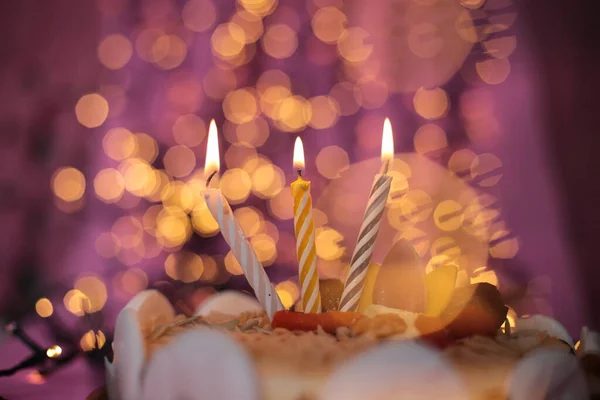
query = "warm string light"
(0, 323, 67, 377)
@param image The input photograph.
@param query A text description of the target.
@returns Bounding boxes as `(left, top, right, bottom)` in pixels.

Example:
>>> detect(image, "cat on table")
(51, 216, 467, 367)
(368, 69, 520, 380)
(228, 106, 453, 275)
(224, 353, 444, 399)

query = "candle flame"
(381, 118, 394, 163)
(204, 119, 220, 180)
(293, 137, 305, 171)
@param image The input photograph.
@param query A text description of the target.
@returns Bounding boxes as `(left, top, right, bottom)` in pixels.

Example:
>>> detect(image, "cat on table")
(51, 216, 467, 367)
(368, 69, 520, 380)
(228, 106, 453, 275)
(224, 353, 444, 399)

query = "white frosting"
(142, 329, 259, 400)
(195, 290, 264, 317)
(321, 341, 469, 400)
(516, 315, 574, 347)
(508, 349, 588, 400)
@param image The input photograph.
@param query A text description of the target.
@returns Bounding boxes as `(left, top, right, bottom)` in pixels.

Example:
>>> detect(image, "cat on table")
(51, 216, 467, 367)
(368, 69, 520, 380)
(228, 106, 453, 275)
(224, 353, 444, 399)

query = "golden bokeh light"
(394, 226, 429, 257)
(434, 200, 465, 232)
(476, 57, 511, 85)
(46, 345, 62, 358)
(232, 10, 264, 43)
(489, 230, 519, 259)
(234, 207, 264, 237)
(471, 266, 499, 287)
(224, 143, 258, 171)
(211, 23, 246, 59)
(35, 298, 53, 318)
(236, 117, 270, 147)
(136, 28, 164, 62)
(259, 86, 291, 121)
(203, 67, 238, 100)
(390, 189, 433, 227)
(460, 0, 485, 9)
(312, 6, 347, 44)
(276, 287, 294, 309)
(251, 233, 277, 266)
(121, 268, 149, 295)
(470, 153, 503, 187)
(80, 330, 106, 352)
(26, 371, 45, 385)
(161, 181, 196, 213)
(431, 236, 461, 260)
(408, 23, 444, 59)
(276, 280, 300, 305)
(223, 88, 259, 124)
(315, 227, 345, 261)
(74, 275, 108, 313)
(329, 82, 360, 116)
(200, 255, 219, 282)
(94, 168, 125, 203)
(63, 289, 91, 317)
(152, 34, 188, 70)
(238, 0, 277, 17)
(224, 251, 244, 275)
(413, 87, 449, 120)
(448, 149, 476, 177)
(221, 168, 252, 204)
(316, 145, 349, 179)
(309, 96, 340, 129)
(257, 69, 291, 94)
(120, 158, 157, 196)
(156, 206, 192, 248)
(192, 200, 219, 237)
(163, 145, 196, 178)
(97, 34, 133, 70)
(262, 24, 298, 59)
(103, 127, 138, 161)
(414, 124, 448, 155)
(173, 114, 207, 147)
(95, 232, 120, 258)
(268, 187, 294, 220)
(182, 0, 217, 32)
(251, 162, 285, 199)
(75, 93, 109, 128)
(337, 27, 373, 63)
(262, 220, 280, 241)
(276, 95, 312, 132)
(165, 252, 204, 283)
(357, 79, 388, 110)
(111, 216, 143, 248)
(52, 167, 86, 202)
(425, 254, 458, 274)
(134, 133, 159, 164)
(483, 36, 517, 59)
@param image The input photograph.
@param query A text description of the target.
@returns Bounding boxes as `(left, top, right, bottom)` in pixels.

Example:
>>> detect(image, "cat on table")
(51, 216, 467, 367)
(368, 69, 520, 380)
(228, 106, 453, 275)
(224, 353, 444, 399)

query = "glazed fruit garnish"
(424, 264, 458, 317)
(272, 310, 365, 334)
(371, 239, 426, 313)
(441, 282, 508, 339)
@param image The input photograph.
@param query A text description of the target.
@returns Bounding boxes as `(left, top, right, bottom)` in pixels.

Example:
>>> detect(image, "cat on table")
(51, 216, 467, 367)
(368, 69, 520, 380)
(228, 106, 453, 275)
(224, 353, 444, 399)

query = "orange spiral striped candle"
(291, 137, 321, 313)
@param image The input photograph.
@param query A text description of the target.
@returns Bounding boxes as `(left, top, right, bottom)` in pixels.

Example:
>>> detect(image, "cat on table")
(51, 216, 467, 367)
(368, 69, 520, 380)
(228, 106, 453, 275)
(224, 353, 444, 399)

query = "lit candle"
(204, 120, 283, 319)
(291, 137, 322, 314)
(338, 118, 394, 312)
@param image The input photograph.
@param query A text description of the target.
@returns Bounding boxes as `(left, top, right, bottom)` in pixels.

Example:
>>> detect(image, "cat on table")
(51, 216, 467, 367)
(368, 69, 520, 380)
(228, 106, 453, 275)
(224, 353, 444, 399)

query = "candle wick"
(297, 168, 303, 178)
(382, 160, 390, 175)
(206, 170, 218, 187)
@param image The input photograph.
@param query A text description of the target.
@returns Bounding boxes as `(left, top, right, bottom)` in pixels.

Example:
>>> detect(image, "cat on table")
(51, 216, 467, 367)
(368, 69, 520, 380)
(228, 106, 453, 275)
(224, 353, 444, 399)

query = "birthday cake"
(105, 259, 593, 400)
(100, 123, 596, 400)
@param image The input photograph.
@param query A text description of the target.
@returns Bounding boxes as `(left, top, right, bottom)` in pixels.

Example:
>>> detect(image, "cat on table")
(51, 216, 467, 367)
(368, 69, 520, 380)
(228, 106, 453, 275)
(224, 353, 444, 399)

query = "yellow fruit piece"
(357, 262, 380, 313)
(424, 264, 458, 317)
